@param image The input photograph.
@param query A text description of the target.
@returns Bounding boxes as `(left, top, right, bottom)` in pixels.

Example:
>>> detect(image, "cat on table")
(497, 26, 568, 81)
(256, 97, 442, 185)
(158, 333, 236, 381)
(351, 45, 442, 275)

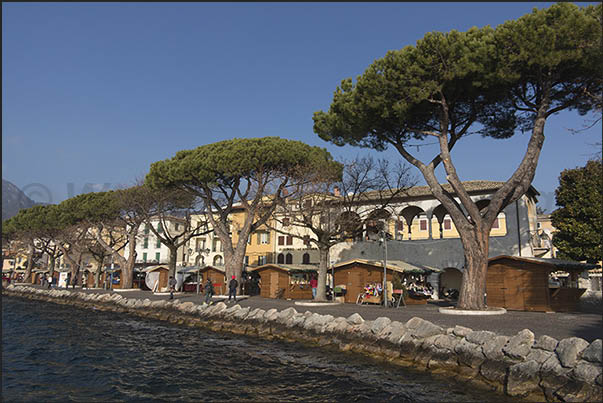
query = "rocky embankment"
(3, 285, 602, 402)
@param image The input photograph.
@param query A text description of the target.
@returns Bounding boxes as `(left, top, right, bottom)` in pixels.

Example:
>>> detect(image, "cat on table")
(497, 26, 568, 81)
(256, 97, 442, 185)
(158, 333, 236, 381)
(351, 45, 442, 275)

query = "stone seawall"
(3, 285, 602, 402)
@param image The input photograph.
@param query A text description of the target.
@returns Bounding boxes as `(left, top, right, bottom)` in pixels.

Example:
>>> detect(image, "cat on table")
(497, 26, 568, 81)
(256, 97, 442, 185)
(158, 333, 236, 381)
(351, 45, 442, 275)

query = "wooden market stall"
(250, 264, 317, 300)
(199, 265, 227, 295)
(142, 265, 170, 292)
(486, 255, 595, 312)
(332, 259, 435, 304)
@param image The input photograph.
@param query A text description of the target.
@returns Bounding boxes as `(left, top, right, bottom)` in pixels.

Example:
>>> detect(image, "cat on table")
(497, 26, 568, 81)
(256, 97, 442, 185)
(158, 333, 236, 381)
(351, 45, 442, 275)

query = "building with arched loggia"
(329, 181, 541, 299)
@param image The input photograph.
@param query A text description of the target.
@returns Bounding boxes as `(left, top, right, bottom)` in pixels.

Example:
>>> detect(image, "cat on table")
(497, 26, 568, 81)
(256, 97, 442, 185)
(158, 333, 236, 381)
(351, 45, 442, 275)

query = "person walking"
(65, 273, 71, 289)
(228, 275, 238, 303)
(47, 274, 52, 289)
(203, 278, 214, 305)
(168, 276, 177, 300)
(310, 274, 318, 300)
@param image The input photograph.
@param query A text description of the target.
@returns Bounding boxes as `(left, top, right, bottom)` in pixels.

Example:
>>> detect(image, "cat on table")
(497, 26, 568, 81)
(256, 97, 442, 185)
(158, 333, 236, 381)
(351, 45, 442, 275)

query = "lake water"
(2, 296, 515, 402)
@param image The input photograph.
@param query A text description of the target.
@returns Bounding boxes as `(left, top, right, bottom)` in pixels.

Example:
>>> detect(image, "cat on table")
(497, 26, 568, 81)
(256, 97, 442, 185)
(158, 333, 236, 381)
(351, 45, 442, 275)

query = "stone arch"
(336, 211, 363, 241)
(399, 206, 428, 240)
(439, 267, 462, 298)
(431, 204, 449, 239)
(365, 208, 392, 240)
(285, 253, 293, 264)
(277, 253, 285, 264)
(213, 255, 223, 266)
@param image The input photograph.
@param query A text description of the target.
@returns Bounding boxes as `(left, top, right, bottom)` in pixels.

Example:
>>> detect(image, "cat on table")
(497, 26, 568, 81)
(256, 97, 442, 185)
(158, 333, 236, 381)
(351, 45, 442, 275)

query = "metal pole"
(110, 254, 114, 291)
(382, 230, 388, 308)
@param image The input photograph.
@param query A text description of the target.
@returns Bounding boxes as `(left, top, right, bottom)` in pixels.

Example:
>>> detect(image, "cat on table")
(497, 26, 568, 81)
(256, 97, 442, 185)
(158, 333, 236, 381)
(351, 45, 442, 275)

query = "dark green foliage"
(147, 137, 341, 191)
(551, 159, 602, 264)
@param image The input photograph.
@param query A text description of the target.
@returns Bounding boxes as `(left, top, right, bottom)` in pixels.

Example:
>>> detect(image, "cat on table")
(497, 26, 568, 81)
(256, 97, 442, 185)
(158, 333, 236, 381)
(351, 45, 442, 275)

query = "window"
(143, 252, 147, 262)
(155, 252, 160, 262)
(302, 253, 310, 264)
(143, 237, 149, 249)
(156, 238, 161, 248)
(214, 255, 223, 265)
(277, 253, 284, 264)
(303, 200, 312, 209)
(157, 222, 163, 233)
(283, 217, 290, 227)
(285, 253, 293, 264)
(259, 232, 270, 244)
(278, 236, 285, 246)
(537, 222, 541, 229)
(258, 255, 267, 265)
(286, 236, 293, 246)
(303, 236, 311, 247)
(196, 238, 206, 251)
(244, 256, 249, 266)
(420, 219, 427, 231)
(443, 219, 452, 230)
(247, 234, 252, 245)
(144, 224, 150, 235)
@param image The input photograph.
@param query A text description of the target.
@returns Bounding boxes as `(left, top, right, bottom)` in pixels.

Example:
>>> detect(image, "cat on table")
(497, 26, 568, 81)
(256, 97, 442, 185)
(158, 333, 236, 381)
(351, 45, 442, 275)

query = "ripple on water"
(2, 296, 516, 402)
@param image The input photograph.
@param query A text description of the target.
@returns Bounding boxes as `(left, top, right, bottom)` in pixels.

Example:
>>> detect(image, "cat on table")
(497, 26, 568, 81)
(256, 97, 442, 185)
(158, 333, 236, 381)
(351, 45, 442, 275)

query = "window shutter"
(287, 236, 293, 245)
(278, 236, 284, 246)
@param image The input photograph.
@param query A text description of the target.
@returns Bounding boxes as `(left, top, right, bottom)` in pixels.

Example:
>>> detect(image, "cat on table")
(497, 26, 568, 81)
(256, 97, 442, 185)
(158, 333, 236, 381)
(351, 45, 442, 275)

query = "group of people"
(168, 274, 239, 304)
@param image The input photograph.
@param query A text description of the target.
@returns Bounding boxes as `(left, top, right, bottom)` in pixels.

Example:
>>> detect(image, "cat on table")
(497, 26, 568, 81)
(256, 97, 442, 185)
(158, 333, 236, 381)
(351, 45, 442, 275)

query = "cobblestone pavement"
(20, 285, 603, 342)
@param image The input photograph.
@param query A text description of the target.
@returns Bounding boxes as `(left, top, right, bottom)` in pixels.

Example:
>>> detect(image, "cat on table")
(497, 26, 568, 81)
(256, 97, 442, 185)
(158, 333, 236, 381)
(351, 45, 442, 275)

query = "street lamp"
(380, 229, 389, 308)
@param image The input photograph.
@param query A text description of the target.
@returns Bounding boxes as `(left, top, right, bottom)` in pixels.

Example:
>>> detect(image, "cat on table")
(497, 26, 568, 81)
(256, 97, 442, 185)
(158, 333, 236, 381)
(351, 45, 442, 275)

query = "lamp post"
(109, 254, 114, 292)
(380, 229, 389, 308)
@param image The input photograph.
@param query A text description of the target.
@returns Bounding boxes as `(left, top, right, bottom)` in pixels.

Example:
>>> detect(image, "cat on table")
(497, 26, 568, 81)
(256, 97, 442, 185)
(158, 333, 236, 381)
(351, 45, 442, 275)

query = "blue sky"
(2, 2, 600, 211)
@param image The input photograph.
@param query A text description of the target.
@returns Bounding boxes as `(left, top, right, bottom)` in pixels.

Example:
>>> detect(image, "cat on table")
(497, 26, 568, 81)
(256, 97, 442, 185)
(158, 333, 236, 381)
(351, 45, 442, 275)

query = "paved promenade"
(15, 285, 602, 342)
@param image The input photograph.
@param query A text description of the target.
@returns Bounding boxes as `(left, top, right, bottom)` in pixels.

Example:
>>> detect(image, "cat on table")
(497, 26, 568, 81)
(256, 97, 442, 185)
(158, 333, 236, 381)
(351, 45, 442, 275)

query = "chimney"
(333, 186, 341, 197)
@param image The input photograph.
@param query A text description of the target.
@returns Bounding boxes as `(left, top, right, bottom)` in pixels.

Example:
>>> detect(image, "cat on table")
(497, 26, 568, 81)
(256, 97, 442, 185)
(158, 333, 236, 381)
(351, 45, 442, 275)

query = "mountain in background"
(2, 179, 38, 221)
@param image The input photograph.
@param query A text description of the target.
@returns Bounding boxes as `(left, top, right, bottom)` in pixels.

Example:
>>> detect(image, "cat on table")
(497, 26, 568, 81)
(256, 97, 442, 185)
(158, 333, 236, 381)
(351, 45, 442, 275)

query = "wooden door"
(270, 271, 279, 298)
(503, 269, 525, 311)
(159, 270, 168, 291)
(346, 271, 363, 303)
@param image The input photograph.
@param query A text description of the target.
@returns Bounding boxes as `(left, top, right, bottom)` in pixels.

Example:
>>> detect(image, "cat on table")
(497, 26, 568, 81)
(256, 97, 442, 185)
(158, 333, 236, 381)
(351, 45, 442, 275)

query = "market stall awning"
(177, 266, 203, 274)
(142, 265, 170, 273)
(332, 259, 434, 274)
(249, 264, 318, 273)
(488, 255, 597, 273)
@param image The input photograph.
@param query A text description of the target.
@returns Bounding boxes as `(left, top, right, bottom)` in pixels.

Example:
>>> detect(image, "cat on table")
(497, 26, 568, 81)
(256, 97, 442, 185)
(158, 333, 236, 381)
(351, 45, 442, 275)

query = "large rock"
(233, 306, 250, 320)
(556, 337, 590, 368)
(503, 329, 534, 360)
(572, 361, 602, 383)
(480, 360, 510, 384)
(534, 335, 559, 352)
(325, 317, 348, 334)
(465, 330, 496, 346)
(525, 348, 555, 365)
(385, 322, 407, 345)
(346, 313, 364, 325)
(454, 338, 485, 368)
(276, 307, 298, 324)
(507, 360, 541, 397)
(432, 334, 460, 352)
(287, 313, 307, 329)
(262, 308, 279, 322)
(540, 354, 572, 393)
(581, 339, 602, 364)
(482, 335, 509, 361)
(405, 317, 443, 339)
(371, 317, 391, 334)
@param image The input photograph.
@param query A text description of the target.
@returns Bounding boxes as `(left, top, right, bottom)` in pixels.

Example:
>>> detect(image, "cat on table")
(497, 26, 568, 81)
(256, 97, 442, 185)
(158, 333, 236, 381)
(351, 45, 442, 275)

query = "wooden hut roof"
(488, 255, 597, 272)
(199, 264, 226, 273)
(332, 259, 435, 273)
(250, 264, 318, 273)
(142, 265, 170, 273)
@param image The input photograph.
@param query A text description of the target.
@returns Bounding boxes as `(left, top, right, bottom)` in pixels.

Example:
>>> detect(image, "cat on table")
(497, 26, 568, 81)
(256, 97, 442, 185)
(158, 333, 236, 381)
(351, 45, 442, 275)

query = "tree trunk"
(94, 256, 104, 288)
(315, 247, 329, 301)
(456, 230, 490, 310)
(24, 243, 35, 284)
(120, 232, 137, 289)
(223, 246, 246, 293)
(48, 255, 56, 278)
(168, 246, 178, 279)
